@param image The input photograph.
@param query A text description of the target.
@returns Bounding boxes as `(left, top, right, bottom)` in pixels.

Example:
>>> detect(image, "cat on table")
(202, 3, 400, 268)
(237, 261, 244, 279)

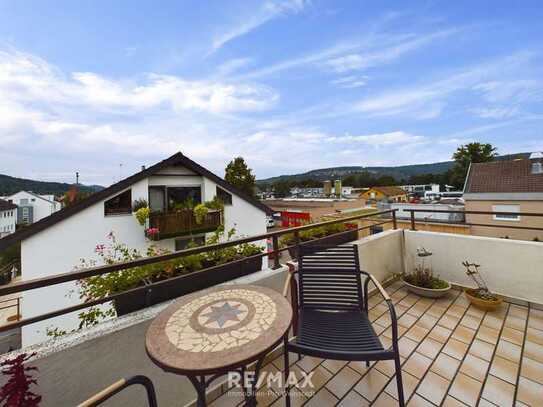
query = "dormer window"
(104, 189, 132, 216)
(532, 162, 543, 174)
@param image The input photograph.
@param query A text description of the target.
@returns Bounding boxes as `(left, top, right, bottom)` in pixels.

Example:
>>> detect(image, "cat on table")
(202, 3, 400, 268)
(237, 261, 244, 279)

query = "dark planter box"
(287, 230, 359, 259)
(114, 256, 263, 316)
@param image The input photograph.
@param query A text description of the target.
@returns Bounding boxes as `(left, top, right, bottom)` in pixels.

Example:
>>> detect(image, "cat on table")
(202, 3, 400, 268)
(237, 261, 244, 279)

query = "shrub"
(135, 207, 150, 226)
(132, 198, 148, 212)
(193, 204, 209, 224)
(0, 353, 41, 407)
(402, 247, 448, 289)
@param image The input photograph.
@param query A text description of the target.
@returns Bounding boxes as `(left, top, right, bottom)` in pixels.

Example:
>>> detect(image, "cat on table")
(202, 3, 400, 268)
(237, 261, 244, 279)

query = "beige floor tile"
(375, 313, 392, 327)
(399, 295, 419, 308)
(451, 325, 476, 344)
(416, 371, 450, 405)
(520, 356, 543, 385)
(429, 325, 452, 343)
(528, 315, 543, 331)
(482, 314, 503, 330)
(372, 390, 399, 407)
(459, 354, 489, 382)
(353, 368, 389, 401)
(403, 352, 433, 379)
(477, 325, 500, 345)
(449, 372, 483, 406)
(430, 353, 460, 380)
(526, 327, 543, 346)
(460, 314, 481, 330)
(509, 304, 528, 320)
(447, 305, 465, 319)
(500, 326, 524, 346)
(405, 325, 429, 342)
(384, 370, 419, 400)
(442, 395, 469, 407)
(442, 338, 470, 360)
(321, 359, 348, 374)
(374, 358, 403, 378)
(296, 356, 322, 373)
(417, 314, 439, 330)
(399, 336, 419, 358)
(306, 365, 333, 390)
(466, 305, 485, 319)
(325, 366, 361, 399)
(418, 337, 442, 359)
(336, 390, 370, 407)
(270, 390, 307, 407)
(209, 389, 245, 407)
(399, 313, 419, 328)
(505, 315, 526, 331)
(517, 376, 543, 406)
(304, 387, 338, 407)
(347, 360, 371, 376)
(408, 394, 435, 406)
(481, 375, 515, 406)
(489, 355, 519, 384)
(469, 339, 495, 361)
(382, 324, 408, 340)
(427, 305, 447, 318)
(495, 339, 522, 363)
(439, 314, 460, 330)
(524, 340, 543, 364)
(255, 388, 280, 406)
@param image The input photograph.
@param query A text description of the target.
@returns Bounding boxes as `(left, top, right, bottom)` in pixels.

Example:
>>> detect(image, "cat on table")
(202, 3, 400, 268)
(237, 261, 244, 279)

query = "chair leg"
(283, 336, 291, 407)
(365, 361, 370, 367)
(394, 353, 405, 407)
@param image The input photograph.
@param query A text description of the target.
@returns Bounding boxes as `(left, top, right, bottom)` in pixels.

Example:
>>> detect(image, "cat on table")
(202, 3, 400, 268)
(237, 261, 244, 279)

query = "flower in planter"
(402, 246, 448, 289)
(145, 227, 160, 239)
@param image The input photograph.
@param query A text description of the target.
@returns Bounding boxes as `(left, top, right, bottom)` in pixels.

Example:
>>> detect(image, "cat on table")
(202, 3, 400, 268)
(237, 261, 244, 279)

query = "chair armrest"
(366, 273, 391, 302)
(282, 261, 298, 297)
(78, 376, 157, 407)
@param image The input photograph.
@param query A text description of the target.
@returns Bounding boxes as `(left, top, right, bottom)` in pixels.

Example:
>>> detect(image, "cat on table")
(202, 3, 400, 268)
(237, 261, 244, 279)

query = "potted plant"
(462, 261, 503, 311)
(402, 247, 451, 298)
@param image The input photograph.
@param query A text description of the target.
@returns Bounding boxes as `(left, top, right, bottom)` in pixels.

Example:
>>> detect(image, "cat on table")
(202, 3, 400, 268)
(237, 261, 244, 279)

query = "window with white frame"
(492, 204, 520, 221)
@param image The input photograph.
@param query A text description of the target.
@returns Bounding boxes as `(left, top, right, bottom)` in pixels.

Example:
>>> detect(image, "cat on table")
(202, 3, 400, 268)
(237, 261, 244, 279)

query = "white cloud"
(326, 131, 425, 146)
(330, 75, 367, 88)
(210, 0, 310, 53)
(470, 106, 519, 119)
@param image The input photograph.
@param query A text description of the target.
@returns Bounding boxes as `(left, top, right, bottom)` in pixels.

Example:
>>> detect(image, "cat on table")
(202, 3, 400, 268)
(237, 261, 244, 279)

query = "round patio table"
(146, 284, 292, 407)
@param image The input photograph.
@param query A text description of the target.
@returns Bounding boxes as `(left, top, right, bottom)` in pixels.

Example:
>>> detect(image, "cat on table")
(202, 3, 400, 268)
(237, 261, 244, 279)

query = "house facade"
(360, 186, 408, 203)
(463, 153, 543, 241)
(1, 191, 61, 224)
(0, 199, 17, 238)
(0, 153, 271, 346)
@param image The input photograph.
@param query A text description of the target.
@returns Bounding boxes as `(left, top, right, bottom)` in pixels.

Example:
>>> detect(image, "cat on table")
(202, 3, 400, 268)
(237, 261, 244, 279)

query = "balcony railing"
(0, 209, 396, 335)
(148, 209, 222, 240)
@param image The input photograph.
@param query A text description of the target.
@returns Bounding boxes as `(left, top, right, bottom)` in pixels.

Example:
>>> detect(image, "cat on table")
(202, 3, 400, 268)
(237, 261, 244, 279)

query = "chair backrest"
(297, 244, 363, 311)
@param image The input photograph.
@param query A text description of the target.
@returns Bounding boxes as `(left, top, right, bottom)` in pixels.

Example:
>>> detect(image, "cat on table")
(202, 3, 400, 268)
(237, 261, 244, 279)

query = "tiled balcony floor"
(209, 281, 543, 407)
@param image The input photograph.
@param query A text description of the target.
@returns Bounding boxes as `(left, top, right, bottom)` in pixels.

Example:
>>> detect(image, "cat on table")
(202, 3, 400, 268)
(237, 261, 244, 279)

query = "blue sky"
(0, 0, 542, 185)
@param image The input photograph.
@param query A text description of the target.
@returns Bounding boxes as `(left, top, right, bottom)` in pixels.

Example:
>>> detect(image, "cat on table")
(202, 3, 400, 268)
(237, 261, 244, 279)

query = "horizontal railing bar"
(0, 218, 394, 333)
(465, 222, 543, 232)
(0, 209, 392, 297)
(405, 209, 543, 217)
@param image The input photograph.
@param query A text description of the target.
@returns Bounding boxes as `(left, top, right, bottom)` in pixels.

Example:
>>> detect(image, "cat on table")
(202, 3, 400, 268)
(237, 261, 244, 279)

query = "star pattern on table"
(200, 302, 245, 328)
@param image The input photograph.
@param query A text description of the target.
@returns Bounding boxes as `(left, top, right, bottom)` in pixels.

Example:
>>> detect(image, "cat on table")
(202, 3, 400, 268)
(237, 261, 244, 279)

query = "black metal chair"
(282, 244, 404, 406)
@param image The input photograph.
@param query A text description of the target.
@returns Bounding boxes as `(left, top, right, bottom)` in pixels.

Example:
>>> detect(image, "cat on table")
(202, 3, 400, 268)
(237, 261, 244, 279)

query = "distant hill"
(0, 174, 103, 196)
(258, 153, 530, 184)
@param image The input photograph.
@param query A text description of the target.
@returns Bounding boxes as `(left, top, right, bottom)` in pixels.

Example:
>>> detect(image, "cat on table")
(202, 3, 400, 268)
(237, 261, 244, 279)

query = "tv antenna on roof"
(119, 163, 123, 181)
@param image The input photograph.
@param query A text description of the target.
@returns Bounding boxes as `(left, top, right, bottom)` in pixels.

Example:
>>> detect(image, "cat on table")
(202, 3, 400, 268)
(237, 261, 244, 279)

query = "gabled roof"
(0, 152, 271, 250)
(8, 190, 57, 204)
(0, 199, 17, 211)
(367, 186, 407, 196)
(464, 158, 543, 194)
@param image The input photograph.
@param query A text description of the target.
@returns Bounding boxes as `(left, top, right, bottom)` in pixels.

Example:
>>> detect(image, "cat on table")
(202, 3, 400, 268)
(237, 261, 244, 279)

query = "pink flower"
(94, 244, 105, 253)
(146, 227, 160, 236)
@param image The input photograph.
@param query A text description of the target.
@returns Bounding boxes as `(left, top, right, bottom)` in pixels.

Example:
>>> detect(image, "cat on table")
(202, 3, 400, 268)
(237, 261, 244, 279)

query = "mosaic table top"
(146, 284, 293, 375)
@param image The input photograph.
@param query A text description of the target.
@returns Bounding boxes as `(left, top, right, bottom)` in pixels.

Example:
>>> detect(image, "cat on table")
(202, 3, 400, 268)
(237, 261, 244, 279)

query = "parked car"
(266, 216, 275, 228)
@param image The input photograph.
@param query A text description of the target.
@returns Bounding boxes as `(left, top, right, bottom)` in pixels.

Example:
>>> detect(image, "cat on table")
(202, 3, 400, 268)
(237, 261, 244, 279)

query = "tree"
(450, 143, 497, 189)
(62, 186, 91, 207)
(224, 157, 257, 197)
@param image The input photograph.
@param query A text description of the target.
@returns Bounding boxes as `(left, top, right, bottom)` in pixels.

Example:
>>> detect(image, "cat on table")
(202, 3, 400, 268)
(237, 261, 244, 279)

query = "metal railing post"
(410, 210, 416, 230)
(293, 230, 300, 260)
(392, 210, 397, 229)
(272, 236, 280, 269)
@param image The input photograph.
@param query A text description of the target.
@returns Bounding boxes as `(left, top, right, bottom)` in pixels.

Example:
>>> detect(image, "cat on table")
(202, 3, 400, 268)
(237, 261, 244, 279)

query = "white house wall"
(20, 170, 268, 346)
(0, 208, 17, 237)
(3, 191, 60, 222)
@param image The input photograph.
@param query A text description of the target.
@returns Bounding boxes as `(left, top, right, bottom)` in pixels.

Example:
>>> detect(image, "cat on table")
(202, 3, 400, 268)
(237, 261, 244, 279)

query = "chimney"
(141, 165, 146, 171)
(530, 152, 543, 174)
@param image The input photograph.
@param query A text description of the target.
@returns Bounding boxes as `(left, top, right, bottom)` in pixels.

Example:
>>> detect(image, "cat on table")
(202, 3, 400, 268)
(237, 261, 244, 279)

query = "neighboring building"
(0, 152, 272, 345)
(0, 199, 17, 238)
(463, 153, 543, 241)
(377, 202, 465, 223)
(1, 191, 61, 224)
(265, 197, 367, 222)
(360, 186, 408, 203)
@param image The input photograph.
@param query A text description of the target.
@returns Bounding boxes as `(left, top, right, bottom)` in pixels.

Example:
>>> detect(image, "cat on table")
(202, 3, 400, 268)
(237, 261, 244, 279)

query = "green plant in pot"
(402, 247, 451, 298)
(462, 261, 502, 311)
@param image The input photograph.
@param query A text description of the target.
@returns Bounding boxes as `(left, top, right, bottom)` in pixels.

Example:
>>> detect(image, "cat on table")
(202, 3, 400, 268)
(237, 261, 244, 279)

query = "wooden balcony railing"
(148, 209, 222, 239)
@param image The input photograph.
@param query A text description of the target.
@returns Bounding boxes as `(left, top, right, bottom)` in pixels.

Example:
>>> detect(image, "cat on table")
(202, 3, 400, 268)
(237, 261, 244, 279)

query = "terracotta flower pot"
(465, 288, 503, 311)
